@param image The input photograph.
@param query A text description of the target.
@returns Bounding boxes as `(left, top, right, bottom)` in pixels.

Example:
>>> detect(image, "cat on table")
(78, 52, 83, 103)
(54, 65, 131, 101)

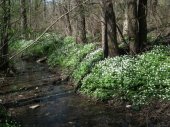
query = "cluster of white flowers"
(72, 48, 103, 83)
(84, 48, 103, 62)
(81, 45, 170, 104)
(93, 56, 135, 76)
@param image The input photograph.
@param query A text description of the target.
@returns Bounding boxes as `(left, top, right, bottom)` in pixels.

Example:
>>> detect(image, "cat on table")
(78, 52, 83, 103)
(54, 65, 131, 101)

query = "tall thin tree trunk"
(106, 0, 119, 57)
(100, 0, 119, 57)
(75, 0, 87, 44)
(152, 0, 162, 30)
(52, 0, 56, 14)
(0, 0, 11, 71)
(101, 12, 108, 58)
(43, 0, 47, 21)
(65, 13, 73, 36)
(138, 0, 147, 51)
(63, 6, 73, 36)
(28, 0, 32, 27)
(123, 6, 128, 36)
(20, 0, 28, 38)
(28, 0, 32, 38)
(127, 0, 139, 54)
(34, 0, 39, 30)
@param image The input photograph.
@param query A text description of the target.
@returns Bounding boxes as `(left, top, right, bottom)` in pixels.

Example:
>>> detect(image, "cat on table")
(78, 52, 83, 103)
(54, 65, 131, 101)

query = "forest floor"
(0, 59, 170, 127)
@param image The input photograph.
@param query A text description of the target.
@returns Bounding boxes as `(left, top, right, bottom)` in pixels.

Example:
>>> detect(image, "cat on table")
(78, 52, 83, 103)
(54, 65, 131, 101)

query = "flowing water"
(0, 60, 148, 127)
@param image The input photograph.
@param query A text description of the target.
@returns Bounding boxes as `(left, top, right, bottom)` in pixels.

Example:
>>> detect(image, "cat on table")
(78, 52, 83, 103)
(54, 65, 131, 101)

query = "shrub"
(72, 48, 104, 84)
(126, 45, 170, 104)
(48, 37, 75, 67)
(10, 33, 62, 57)
(81, 55, 135, 100)
(63, 43, 96, 70)
(0, 105, 21, 127)
(48, 36, 77, 67)
(48, 36, 96, 71)
(9, 40, 32, 53)
(81, 46, 170, 105)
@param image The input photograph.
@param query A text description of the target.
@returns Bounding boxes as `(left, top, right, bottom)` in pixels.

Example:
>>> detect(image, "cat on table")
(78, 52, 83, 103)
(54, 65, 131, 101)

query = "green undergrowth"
(0, 121, 20, 127)
(72, 48, 104, 84)
(10, 34, 170, 105)
(10, 33, 63, 57)
(0, 105, 21, 127)
(81, 45, 170, 105)
(47, 36, 96, 72)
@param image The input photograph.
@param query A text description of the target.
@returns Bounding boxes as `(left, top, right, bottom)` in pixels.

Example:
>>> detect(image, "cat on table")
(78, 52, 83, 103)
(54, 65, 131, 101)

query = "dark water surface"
(1, 61, 138, 127)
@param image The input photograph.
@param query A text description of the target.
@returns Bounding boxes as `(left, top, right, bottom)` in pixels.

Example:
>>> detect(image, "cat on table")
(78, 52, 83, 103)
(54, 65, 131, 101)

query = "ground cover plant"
(10, 35, 170, 105)
(0, 105, 20, 127)
(72, 48, 104, 84)
(10, 33, 62, 58)
(81, 46, 170, 105)
(47, 36, 97, 72)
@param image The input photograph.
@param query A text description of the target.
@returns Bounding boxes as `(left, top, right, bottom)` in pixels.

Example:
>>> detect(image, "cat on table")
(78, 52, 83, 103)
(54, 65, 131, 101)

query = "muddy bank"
(0, 60, 170, 127)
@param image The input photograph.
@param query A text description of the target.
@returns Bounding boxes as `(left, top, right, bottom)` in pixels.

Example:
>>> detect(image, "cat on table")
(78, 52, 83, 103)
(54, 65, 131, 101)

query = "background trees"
(0, 0, 170, 71)
(0, 0, 11, 71)
(20, 0, 28, 38)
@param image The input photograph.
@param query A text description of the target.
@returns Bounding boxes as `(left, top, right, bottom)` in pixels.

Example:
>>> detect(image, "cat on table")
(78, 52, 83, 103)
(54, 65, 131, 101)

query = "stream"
(0, 60, 149, 127)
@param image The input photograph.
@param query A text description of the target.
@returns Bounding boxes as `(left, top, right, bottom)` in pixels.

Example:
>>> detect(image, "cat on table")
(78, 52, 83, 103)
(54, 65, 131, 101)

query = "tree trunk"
(138, 0, 147, 51)
(100, 0, 119, 57)
(34, 0, 39, 30)
(127, 0, 139, 55)
(63, 5, 73, 36)
(123, 6, 128, 36)
(106, 0, 119, 57)
(20, 0, 28, 38)
(101, 12, 108, 58)
(75, 0, 87, 44)
(43, 0, 47, 21)
(0, 0, 11, 71)
(28, 0, 32, 38)
(151, 0, 162, 28)
(52, 0, 56, 14)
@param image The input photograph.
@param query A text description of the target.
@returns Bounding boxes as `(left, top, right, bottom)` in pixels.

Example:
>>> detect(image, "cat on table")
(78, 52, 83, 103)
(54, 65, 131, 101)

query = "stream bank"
(0, 60, 169, 127)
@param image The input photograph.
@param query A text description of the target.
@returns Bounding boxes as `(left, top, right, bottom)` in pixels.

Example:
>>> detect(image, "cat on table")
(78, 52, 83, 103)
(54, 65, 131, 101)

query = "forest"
(0, 0, 170, 127)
